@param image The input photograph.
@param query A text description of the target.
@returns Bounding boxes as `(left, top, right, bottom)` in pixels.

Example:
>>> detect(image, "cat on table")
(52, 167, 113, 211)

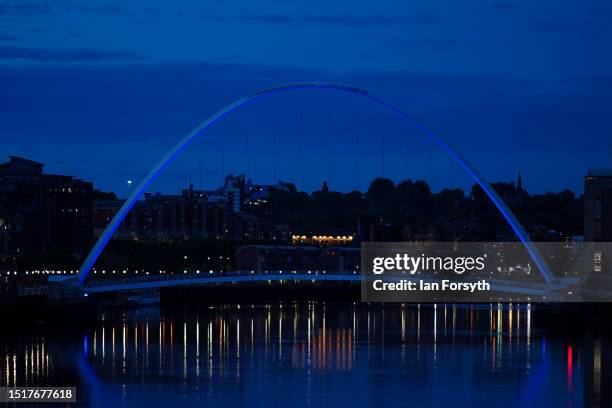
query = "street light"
(127, 179, 133, 189)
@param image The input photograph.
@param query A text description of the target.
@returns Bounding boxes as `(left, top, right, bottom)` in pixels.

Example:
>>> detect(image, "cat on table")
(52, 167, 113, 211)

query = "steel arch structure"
(77, 82, 553, 285)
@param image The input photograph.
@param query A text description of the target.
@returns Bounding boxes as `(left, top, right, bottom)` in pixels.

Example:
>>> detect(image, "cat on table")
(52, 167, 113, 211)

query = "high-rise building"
(204, 174, 246, 213)
(0, 156, 93, 253)
(584, 169, 612, 242)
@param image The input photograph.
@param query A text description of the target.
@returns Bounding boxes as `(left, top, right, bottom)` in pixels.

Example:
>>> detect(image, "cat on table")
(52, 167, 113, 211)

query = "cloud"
(0, 45, 146, 62)
(202, 11, 446, 27)
(300, 13, 410, 26)
(1, 0, 56, 16)
(76, 3, 129, 16)
(235, 13, 294, 24)
(0, 0, 131, 17)
(0, 33, 19, 42)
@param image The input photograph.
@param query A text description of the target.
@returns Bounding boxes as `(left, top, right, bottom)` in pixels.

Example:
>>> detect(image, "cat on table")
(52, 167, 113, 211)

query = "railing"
(84, 270, 360, 292)
(80, 269, 566, 297)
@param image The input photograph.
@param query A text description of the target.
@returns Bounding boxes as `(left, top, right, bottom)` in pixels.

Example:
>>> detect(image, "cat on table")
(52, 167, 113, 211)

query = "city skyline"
(1, 4, 612, 406)
(0, 153, 581, 199)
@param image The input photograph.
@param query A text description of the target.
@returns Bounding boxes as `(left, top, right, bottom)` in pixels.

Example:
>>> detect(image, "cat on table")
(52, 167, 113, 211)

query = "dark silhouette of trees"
(253, 177, 583, 242)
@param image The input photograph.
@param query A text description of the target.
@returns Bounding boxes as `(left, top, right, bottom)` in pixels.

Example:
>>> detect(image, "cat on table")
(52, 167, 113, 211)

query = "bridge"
(83, 270, 360, 294)
(43, 81, 562, 300)
(44, 269, 579, 303)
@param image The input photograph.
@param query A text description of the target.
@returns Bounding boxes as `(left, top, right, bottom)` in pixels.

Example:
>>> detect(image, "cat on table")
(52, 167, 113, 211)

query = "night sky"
(1, 0, 611, 196)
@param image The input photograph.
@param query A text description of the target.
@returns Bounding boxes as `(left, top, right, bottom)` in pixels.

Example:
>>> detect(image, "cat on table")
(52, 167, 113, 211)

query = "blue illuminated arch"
(77, 82, 553, 285)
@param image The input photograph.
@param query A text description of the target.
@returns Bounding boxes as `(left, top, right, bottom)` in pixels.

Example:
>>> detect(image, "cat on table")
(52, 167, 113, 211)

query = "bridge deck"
(85, 272, 361, 294)
(83, 271, 554, 298)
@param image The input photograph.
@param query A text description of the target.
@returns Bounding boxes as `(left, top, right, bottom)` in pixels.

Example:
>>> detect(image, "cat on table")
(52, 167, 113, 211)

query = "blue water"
(0, 303, 606, 407)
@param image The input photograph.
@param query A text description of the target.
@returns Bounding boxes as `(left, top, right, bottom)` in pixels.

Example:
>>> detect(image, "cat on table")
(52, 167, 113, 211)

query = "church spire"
(517, 171, 523, 194)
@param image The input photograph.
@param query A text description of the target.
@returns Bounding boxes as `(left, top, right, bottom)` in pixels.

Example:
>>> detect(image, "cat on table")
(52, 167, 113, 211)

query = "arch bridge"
(76, 82, 553, 287)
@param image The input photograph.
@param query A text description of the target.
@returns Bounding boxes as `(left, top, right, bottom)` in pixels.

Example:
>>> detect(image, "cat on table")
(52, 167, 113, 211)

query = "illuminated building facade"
(291, 234, 355, 245)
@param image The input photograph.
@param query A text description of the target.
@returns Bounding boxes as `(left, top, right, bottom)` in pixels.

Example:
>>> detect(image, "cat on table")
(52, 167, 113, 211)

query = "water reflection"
(0, 303, 609, 407)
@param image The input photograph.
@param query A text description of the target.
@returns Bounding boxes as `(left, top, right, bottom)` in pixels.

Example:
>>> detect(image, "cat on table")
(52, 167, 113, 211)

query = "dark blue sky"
(1, 0, 611, 196)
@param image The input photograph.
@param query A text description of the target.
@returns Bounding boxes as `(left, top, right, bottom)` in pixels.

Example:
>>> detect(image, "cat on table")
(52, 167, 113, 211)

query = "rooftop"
(0, 156, 44, 175)
(587, 169, 612, 177)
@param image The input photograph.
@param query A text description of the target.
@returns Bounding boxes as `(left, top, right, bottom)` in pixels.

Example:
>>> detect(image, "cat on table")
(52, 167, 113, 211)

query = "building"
(92, 175, 300, 243)
(0, 156, 93, 254)
(235, 245, 320, 272)
(94, 190, 218, 241)
(92, 198, 125, 237)
(0, 218, 8, 254)
(291, 233, 355, 246)
(235, 244, 359, 273)
(93, 186, 265, 241)
(204, 174, 247, 213)
(584, 169, 612, 242)
(583, 169, 612, 285)
(319, 247, 360, 272)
